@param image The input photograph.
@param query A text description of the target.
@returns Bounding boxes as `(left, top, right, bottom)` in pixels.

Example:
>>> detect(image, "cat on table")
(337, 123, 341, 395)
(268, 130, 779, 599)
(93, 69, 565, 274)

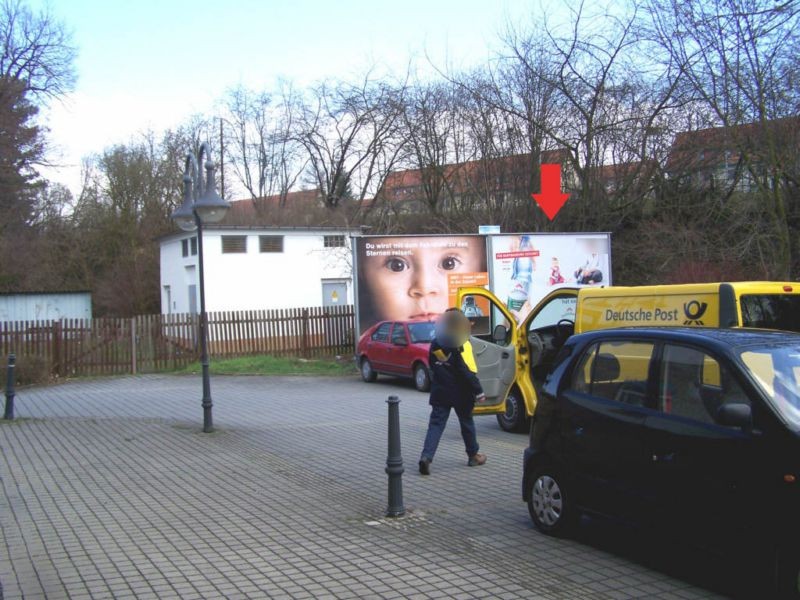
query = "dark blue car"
(523, 327, 800, 597)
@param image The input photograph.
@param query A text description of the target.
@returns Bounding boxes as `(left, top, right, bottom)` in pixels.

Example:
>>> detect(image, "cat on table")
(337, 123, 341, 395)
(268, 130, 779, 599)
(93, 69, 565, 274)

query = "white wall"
(159, 237, 197, 314)
(160, 229, 355, 314)
(0, 293, 92, 322)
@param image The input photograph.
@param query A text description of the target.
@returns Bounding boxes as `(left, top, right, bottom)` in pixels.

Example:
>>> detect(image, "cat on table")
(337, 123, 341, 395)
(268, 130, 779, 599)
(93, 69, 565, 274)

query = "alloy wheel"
(414, 365, 429, 391)
(532, 475, 563, 527)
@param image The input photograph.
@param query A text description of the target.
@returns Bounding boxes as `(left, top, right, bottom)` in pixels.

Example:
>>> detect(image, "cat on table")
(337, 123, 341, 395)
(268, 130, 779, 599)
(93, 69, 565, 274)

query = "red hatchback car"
(357, 320, 436, 391)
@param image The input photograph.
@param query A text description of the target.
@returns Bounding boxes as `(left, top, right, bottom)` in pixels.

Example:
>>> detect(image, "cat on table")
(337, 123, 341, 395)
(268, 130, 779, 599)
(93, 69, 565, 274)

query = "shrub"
(0, 354, 51, 387)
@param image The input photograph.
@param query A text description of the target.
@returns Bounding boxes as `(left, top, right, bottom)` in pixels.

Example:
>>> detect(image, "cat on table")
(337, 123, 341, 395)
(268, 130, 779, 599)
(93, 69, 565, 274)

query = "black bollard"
(4, 353, 15, 420)
(385, 395, 405, 517)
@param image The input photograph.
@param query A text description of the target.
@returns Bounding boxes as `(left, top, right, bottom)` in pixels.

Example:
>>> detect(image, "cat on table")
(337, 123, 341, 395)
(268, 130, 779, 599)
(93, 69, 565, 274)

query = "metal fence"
(0, 304, 355, 379)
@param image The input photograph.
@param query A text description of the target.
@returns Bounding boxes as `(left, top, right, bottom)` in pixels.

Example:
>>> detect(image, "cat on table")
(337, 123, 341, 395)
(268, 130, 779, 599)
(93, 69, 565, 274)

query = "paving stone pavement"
(0, 373, 751, 599)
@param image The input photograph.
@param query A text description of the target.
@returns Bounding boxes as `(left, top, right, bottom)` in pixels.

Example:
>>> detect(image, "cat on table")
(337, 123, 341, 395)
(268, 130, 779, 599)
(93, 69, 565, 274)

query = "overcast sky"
(30, 0, 553, 197)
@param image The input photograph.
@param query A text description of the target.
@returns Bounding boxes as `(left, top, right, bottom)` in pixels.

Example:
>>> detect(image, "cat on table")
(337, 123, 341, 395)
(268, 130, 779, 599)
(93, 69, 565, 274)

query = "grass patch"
(176, 354, 357, 377)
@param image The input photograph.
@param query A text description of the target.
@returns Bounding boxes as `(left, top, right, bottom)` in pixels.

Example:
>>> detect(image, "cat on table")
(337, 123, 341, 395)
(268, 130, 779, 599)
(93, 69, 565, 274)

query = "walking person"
(419, 309, 487, 475)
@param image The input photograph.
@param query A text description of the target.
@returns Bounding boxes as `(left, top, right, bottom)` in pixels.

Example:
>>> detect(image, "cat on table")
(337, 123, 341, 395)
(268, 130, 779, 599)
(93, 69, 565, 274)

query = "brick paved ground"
(0, 373, 749, 599)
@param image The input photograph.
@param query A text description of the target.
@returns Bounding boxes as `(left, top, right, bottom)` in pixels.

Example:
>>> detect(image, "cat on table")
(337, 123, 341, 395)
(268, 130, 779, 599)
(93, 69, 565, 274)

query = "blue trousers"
(421, 404, 479, 461)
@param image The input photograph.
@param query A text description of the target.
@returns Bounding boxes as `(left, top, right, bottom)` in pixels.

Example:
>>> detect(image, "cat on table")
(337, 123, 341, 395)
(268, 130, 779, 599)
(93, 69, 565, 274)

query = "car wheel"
(496, 389, 529, 433)
(360, 357, 377, 382)
(413, 363, 431, 392)
(775, 547, 800, 598)
(527, 465, 575, 536)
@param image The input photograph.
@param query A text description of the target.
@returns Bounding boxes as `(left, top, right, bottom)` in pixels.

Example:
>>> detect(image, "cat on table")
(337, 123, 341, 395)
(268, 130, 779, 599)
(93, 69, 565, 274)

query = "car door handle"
(652, 452, 676, 463)
(502, 352, 510, 359)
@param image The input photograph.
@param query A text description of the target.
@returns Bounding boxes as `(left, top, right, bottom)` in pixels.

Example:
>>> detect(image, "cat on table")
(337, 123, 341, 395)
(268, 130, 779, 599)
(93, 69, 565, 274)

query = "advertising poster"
(489, 233, 611, 323)
(354, 235, 488, 335)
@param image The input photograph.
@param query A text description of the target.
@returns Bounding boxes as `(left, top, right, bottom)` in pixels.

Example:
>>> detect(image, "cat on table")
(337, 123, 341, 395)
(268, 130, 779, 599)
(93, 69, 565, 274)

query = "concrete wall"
(160, 229, 354, 314)
(0, 293, 92, 322)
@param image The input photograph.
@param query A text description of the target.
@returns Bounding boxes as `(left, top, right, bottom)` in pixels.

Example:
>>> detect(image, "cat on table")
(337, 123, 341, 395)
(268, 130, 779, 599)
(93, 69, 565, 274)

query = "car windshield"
(408, 322, 435, 344)
(740, 343, 800, 430)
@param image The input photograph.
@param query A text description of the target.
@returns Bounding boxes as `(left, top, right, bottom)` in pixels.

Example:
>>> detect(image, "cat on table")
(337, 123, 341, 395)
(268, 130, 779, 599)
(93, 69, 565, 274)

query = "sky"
(30, 0, 549, 197)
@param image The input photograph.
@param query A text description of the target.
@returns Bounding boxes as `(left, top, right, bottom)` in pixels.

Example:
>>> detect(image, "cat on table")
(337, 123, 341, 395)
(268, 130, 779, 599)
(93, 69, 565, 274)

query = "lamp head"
(171, 173, 198, 232)
(193, 159, 230, 224)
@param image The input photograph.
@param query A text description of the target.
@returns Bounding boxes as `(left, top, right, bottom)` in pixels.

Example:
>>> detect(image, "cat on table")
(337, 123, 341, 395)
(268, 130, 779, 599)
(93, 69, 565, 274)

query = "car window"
(741, 346, 800, 430)
(465, 295, 512, 344)
(529, 295, 577, 331)
(740, 294, 800, 332)
(659, 344, 750, 426)
(371, 322, 391, 342)
(741, 350, 800, 394)
(408, 322, 435, 343)
(391, 324, 407, 345)
(571, 340, 655, 406)
(571, 343, 598, 393)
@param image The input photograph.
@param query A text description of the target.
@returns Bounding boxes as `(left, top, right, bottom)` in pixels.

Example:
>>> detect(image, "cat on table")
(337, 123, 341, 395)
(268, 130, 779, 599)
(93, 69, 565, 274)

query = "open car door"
(457, 286, 518, 415)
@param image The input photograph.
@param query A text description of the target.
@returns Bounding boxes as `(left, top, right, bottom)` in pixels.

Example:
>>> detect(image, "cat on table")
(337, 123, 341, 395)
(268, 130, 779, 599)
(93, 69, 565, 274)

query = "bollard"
(385, 395, 405, 517)
(4, 353, 15, 420)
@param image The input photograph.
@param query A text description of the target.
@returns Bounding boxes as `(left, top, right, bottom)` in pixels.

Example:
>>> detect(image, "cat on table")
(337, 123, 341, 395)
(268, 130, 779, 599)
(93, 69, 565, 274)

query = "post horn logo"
(683, 300, 708, 326)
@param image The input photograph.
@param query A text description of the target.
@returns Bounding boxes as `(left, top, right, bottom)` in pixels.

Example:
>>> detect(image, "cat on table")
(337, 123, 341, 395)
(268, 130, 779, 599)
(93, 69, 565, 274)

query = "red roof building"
(666, 117, 800, 191)
(377, 150, 572, 212)
(219, 189, 362, 228)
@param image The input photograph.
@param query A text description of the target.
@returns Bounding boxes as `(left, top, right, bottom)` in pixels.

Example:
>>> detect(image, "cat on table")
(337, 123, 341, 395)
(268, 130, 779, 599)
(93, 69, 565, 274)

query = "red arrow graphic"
(532, 163, 570, 220)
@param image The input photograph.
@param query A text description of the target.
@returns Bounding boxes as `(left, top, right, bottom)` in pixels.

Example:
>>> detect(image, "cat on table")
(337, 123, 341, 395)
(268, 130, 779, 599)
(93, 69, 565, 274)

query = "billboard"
(488, 233, 611, 323)
(354, 235, 489, 334)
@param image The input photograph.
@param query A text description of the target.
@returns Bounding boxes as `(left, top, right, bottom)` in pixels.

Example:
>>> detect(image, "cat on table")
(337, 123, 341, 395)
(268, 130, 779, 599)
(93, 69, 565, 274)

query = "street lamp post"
(171, 142, 230, 433)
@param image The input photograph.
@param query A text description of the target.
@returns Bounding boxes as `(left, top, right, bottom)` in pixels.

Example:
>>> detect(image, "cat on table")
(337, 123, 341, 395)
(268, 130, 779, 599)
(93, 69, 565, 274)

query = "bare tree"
(0, 0, 76, 101)
(646, 0, 800, 277)
(221, 83, 307, 206)
(470, 2, 678, 232)
(61, 127, 198, 316)
(295, 73, 406, 210)
(0, 0, 75, 239)
(456, 69, 550, 230)
(385, 75, 534, 232)
(535, 2, 650, 226)
(392, 80, 465, 218)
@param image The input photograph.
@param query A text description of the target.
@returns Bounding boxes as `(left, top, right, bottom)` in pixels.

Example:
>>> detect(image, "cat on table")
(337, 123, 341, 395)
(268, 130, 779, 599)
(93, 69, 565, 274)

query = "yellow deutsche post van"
(457, 282, 800, 432)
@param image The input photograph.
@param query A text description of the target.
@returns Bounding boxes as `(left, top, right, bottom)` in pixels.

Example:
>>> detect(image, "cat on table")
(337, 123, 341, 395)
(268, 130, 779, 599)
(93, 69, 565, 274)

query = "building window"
(222, 235, 248, 254)
(324, 235, 346, 248)
(183, 237, 198, 256)
(259, 235, 284, 253)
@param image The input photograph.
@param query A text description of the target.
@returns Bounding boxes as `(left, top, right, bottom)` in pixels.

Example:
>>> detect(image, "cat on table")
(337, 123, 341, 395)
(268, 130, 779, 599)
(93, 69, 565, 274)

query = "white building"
(159, 226, 361, 315)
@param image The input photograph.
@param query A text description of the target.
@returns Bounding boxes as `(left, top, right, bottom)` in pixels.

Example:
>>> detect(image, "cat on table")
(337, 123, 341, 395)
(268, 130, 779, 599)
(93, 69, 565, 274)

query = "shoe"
(467, 453, 487, 467)
(419, 458, 431, 475)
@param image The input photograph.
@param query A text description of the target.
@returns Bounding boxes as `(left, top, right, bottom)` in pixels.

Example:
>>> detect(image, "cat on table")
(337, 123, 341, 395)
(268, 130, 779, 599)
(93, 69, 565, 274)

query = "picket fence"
(0, 304, 355, 379)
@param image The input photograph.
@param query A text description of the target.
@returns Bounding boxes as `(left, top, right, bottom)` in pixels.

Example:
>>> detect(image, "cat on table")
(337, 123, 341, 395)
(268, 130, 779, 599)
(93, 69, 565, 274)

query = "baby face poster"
(354, 235, 489, 334)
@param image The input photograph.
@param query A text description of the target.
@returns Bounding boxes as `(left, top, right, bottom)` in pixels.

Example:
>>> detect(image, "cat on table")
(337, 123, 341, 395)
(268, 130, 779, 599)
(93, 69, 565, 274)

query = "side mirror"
(492, 324, 508, 344)
(716, 403, 752, 428)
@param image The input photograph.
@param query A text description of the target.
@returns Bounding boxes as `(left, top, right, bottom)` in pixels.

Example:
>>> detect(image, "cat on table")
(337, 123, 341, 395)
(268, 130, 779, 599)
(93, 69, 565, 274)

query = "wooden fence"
(0, 304, 355, 379)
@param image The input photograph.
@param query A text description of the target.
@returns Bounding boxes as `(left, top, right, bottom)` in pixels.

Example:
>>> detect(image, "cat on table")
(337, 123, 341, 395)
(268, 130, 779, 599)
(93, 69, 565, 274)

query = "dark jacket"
(428, 339, 484, 410)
